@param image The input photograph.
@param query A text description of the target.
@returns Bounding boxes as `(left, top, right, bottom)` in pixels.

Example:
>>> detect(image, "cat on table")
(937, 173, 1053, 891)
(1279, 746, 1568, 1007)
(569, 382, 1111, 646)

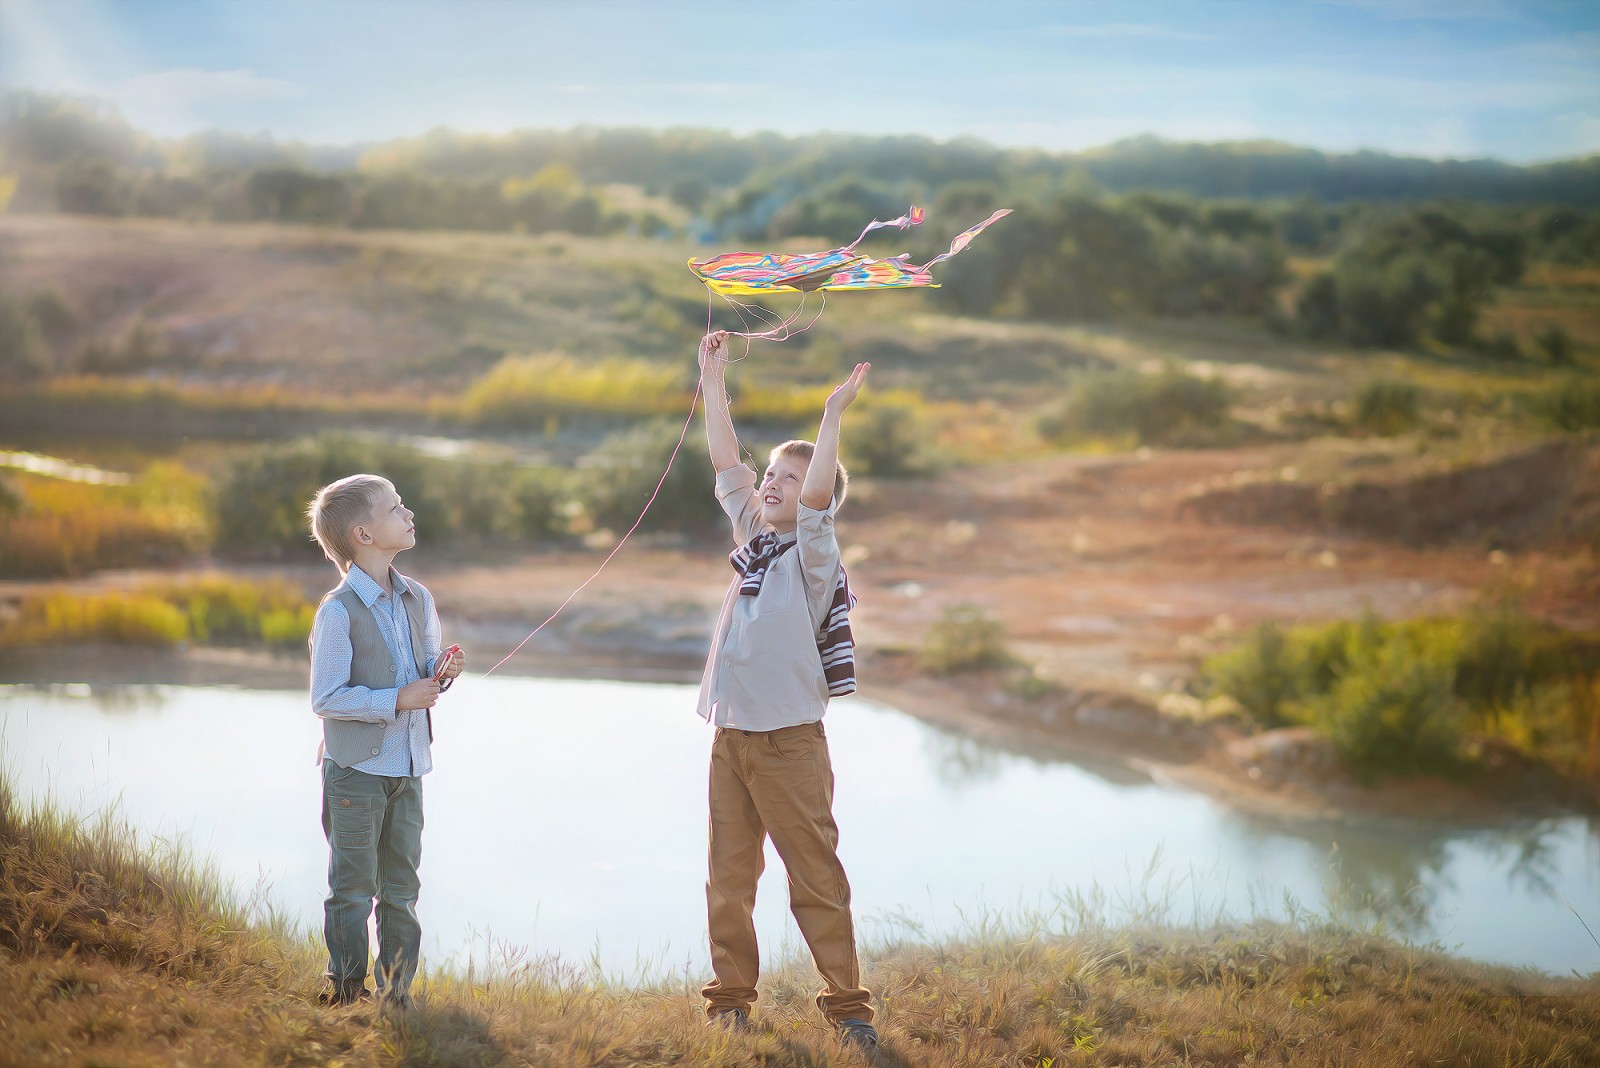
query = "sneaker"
(318, 986, 372, 1008)
(838, 1017, 879, 1050)
(707, 1007, 752, 1032)
(377, 990, 416, 1013)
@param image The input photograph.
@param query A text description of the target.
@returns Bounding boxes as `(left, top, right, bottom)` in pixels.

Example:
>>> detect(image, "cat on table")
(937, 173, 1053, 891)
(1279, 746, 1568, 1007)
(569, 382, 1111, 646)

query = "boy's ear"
(352, 522, 371, 545)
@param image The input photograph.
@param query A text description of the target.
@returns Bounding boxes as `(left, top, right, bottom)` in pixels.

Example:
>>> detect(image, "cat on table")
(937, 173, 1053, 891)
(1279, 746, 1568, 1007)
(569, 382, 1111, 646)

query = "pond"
(3, 677, 1597, 979)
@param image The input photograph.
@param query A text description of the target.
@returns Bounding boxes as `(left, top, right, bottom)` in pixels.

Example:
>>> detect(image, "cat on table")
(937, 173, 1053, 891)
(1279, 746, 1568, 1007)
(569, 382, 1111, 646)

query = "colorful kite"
(689, 206, 1011, 297)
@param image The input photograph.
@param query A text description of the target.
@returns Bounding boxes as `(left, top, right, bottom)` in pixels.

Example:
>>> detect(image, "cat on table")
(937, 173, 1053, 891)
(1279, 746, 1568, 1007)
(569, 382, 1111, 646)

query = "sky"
(2, 0, 1597, 163)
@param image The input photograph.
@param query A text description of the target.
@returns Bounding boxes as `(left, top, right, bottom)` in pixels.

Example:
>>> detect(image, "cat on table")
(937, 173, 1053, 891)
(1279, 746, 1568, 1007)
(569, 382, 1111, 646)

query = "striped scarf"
(730, 531, 858, 697)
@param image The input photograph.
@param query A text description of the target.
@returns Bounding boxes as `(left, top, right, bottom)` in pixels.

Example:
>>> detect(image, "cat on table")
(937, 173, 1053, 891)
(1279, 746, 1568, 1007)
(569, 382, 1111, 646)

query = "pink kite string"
(476, 285, 827, 678)
(477, 377, 705, 678)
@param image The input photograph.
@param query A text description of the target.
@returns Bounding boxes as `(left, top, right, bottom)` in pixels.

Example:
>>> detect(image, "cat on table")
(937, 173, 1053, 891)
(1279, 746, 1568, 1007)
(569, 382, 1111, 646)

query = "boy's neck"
(350, 550, 400, 594)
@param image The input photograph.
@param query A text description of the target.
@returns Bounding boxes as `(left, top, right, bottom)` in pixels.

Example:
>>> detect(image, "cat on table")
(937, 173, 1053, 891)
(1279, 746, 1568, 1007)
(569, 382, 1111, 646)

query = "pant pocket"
(330, 796, 374, 849)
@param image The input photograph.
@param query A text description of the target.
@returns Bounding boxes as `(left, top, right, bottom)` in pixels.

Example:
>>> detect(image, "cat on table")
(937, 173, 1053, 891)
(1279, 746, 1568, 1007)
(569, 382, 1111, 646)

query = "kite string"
(479, 287, 827, 678)
(477, 377, 704, 678)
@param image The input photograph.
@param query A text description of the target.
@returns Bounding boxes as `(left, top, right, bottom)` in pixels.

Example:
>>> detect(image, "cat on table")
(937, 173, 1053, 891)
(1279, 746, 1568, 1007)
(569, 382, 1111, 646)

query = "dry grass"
(3, 778, 1597, 1068)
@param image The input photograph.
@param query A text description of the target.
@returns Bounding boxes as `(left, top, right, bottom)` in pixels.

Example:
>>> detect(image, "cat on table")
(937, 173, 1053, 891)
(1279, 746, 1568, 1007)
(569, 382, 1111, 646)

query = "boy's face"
(759, 454, 807, 532)
(354, 484, 416, 554)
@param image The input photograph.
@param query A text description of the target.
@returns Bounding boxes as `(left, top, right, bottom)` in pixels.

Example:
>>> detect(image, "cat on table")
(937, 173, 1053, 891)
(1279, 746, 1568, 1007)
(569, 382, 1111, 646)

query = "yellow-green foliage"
(1204, 609, 1600, 783)
(921, 603, 1014, 674)
(0, 575, 314, 650)
(453, 353, 689, 424)
(0, 463, 211, 578)
(3, 780, 1596, 1067)
(449, 352, 844, 427)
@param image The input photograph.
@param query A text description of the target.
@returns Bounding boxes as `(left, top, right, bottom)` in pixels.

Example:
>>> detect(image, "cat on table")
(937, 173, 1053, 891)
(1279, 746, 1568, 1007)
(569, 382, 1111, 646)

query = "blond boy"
(306, 474, 464, 1008)
(695, 330, 878, 1050)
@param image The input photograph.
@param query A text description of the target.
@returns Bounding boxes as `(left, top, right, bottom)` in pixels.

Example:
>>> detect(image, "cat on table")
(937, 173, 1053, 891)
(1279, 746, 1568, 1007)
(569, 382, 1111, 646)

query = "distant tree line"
(3, 90, 1597, 358)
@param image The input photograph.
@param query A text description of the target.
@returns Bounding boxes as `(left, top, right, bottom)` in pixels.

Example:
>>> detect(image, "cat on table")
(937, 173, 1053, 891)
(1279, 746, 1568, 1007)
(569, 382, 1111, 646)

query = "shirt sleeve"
(309, 598, 399, 723)
(715, 463, 763, 546)
(795, 497, 842, 631)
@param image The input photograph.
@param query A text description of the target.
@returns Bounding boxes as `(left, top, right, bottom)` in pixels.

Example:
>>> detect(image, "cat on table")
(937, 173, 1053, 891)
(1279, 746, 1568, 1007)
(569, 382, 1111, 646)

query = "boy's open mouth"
(763, 494, 781, 507)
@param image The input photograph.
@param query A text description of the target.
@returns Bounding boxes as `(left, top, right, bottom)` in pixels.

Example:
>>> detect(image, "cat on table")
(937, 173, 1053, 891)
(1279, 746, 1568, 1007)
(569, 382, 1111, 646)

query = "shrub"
(4, 591, 189, 647)
(1039, 365, 1233, 447)
(1353, 379, 1420, 436)
(216, 433, 573, 558)
(1203, 609, 1599, 784)
(0, 575, 316, 651)
(0, 292, 50, 377)
(840, 400, 945, 478)
(920, 604, 1012, 674)
(1477, 331, 1521, 362)
(1200, 621, 1300, 727)
(577, 419, 720, 535)
(0, 463, 211, 578)
(1536, 324, 1574, 367)
(1530, 379, 1600, 432)
(1313, 638, 1466, 779)
(453, 353, 688, 426)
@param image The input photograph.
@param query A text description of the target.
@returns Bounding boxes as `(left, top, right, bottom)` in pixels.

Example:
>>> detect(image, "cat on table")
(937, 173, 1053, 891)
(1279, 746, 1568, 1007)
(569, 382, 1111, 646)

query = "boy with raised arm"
(694, 330, 878, 1051)
(306, 474, 465, 1009)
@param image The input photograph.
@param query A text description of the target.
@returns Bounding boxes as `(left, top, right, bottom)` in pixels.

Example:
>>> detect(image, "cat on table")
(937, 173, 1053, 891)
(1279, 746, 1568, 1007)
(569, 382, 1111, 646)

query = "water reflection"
(3, 679, 1597, 977)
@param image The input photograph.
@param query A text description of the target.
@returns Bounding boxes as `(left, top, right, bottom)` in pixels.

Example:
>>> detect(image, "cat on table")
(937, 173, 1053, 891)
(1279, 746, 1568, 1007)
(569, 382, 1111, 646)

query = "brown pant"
(702, 720, 873, 1023)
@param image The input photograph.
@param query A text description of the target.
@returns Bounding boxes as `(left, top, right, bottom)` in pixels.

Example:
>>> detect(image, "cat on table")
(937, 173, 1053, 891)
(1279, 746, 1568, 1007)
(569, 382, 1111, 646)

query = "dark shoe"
(838, 1017, 879, 1051)
(318, 986, 372, 1007)
(707, 1007, 752, 1032)
(377, 990, 415, 1013)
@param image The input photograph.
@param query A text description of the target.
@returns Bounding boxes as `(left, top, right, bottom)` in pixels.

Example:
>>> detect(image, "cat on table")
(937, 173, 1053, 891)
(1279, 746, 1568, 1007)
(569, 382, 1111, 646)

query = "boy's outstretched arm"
(699, 331, 741, 473)
(801, 362, 870, 511)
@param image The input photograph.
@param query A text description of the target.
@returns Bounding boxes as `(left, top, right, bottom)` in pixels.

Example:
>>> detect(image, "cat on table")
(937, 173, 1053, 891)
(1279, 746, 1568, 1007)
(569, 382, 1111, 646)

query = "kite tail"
(917, 208, 1014, 271)
(843, 204, 928, 252)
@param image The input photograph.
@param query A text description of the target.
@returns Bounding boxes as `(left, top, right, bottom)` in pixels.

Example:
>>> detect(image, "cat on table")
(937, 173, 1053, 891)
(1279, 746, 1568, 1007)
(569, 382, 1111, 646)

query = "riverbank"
(4, 770, 1596, 1068)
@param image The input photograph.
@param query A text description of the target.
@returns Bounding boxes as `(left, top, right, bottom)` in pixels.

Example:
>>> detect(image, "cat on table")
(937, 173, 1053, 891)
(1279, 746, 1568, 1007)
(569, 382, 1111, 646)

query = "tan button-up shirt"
(696, 464, 842, 729)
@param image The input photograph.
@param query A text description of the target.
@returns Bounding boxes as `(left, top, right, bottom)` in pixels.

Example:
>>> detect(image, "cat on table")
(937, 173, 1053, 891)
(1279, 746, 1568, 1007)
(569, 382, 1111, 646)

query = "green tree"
(0, 293, 49, 376)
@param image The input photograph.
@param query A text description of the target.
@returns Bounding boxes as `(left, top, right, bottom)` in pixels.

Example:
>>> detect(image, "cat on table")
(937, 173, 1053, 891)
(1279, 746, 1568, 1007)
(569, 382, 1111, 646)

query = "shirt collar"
(347, 564, 409, 605)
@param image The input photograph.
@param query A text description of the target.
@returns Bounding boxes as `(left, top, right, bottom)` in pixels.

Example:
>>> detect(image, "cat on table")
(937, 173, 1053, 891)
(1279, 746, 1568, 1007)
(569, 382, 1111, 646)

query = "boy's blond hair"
(307, 474, 392, 571)
(769, 440, 849, 508)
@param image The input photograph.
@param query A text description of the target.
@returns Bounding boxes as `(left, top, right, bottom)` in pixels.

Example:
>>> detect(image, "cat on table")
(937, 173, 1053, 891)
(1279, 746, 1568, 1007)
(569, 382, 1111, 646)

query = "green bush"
(1039, 365, 1233, 447)
(1203, 608, 1599, 783)
(920, 603, 1012, 674)
(1531, 379, 1600, 432)
(840, 400, 945, 478)
(216, 434, 572, 558)
(1353, 379, 1420, 435)
(577, 419, 721, 535)
(0, 292, 50, 377)
(1313, 638, 1466, 779)
(1200, 620, 1301, 727)
(0, 575, 316, 650)
(1536, 324, 1574, 367)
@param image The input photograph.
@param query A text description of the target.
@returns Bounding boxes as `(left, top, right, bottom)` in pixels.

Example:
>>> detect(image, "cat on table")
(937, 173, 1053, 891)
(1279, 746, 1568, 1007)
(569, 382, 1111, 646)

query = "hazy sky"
(2, 0, 1597, 162)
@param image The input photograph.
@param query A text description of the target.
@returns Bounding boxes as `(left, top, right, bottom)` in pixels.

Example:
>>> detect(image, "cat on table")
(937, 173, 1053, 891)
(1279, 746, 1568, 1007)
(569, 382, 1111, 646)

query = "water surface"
(4, 678, 1596, 978)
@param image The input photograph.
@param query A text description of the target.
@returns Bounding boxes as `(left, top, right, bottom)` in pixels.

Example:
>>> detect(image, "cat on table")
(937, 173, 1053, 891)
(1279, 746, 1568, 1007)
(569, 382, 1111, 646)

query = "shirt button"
(340, 799, 351, 808)
(370, 748, 380, 755)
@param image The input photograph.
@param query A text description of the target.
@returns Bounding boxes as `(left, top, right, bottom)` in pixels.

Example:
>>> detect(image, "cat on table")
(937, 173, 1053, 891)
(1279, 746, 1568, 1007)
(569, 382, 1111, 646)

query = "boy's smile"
(759, 456, 807, 532)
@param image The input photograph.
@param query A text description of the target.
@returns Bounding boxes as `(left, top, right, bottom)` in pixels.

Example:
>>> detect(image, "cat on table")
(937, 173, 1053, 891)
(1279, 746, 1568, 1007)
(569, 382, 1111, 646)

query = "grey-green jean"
(321, 759, 424, 999)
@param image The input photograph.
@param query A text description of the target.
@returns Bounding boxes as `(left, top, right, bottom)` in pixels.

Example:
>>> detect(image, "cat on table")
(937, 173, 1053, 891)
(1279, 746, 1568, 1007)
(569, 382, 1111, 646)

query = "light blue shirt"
(309, 564, 441, 777)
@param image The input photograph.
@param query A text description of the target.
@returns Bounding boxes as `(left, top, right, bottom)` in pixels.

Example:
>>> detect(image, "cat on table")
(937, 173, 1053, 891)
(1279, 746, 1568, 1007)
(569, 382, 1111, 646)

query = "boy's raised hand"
(698, 330, 731, 379)
(825, 362, 871, 415)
